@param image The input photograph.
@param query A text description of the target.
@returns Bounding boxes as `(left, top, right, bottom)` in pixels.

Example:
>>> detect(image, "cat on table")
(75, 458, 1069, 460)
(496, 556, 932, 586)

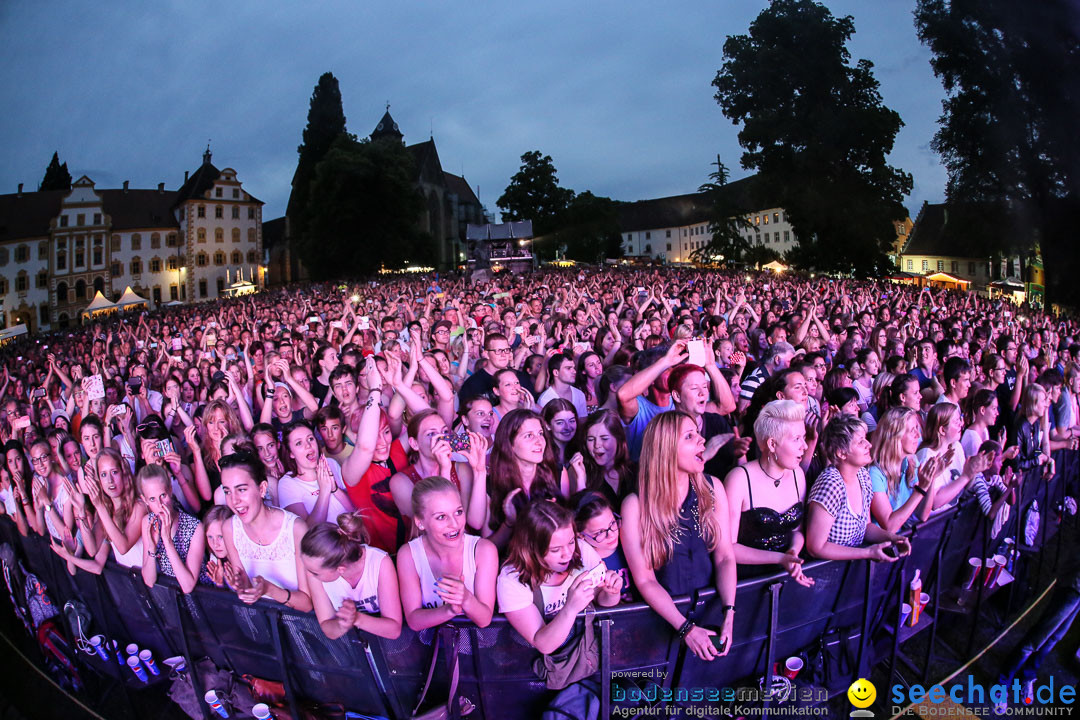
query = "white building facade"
(0, 149, 263, 331)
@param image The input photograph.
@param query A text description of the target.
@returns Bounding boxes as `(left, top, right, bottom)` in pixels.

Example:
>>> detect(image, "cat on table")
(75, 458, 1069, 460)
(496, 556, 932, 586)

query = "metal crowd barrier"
(1, 449, 1076, 719)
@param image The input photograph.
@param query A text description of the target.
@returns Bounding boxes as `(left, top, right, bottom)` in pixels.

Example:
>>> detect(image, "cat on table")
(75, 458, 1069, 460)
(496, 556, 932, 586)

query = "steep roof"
(371, 110, 403, 143)
(100, 189, 180, 230)
(0, 190, 65, 243)
(175, 153, 221, 206)
(616, 175, 769, 232)
(443, 172, 480, 205)
(407, 139, 444, 186)
(902, 202, 987, 258)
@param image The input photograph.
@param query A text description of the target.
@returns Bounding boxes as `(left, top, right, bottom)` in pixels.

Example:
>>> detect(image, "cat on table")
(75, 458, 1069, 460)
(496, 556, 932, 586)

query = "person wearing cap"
(431, 321, 452, 354)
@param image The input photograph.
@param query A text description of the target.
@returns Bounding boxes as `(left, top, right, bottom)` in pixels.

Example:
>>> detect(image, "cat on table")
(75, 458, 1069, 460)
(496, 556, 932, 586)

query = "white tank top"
(113, 537, 144, 569)
(322, 545, 387, 615)
(406, 534, 480, 610)
(231, 510, 300, 591)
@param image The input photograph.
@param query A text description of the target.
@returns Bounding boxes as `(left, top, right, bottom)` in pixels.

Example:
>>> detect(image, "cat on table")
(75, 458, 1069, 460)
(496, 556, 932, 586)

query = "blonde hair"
(919, 403, 958, 451)
(637, 411, 719, 569)
(1021, 383, 1046, 418)
(753, 399, 804, 447)
(871, 407, 917, 497)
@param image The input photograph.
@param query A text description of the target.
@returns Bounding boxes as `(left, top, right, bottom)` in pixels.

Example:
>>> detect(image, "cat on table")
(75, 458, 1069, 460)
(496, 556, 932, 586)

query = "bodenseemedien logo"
(848, 678, 877, 717)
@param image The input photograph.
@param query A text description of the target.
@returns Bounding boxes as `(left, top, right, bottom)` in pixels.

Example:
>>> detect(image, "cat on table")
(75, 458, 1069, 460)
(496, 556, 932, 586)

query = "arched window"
(247, 250, 258, 264)
(131, 233, 142, 250)
(213, 251, 225, 266)
(57, 250, 67, 270)
(56, 282, 68, 302)
(58, 313, 69, 329)
(111, 234, 121, 251)
(232, 228, 240, 243)
(197, 228, 206, 243)
(75, 279, 86, 299)
(149, 257, 162, 273)
(167, 256, 179, 271)
(167, 232, 178, 247)
(151, 233, 161, 249)
(15, 271, 28, 292)
(247, 227, 256, 243)
(0, 248, 9, 265)
(215, 228, 224, 243)
(197, 252, 208, 267)
(231, 250, 242, 264)
(111, 261, 123, 277)
(93, 276, 105, 294)
(130, 257, 142, 275)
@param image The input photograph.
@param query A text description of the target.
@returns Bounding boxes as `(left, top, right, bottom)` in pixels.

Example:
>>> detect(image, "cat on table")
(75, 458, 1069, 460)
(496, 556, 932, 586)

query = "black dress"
(736, 466, 804, 553)
(655, 480, 715, 597)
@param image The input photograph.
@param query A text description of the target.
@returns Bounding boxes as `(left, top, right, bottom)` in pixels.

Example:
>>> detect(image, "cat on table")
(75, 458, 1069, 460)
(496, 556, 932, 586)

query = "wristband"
(283, 588, 292, 606)
(912, 486, 926, 496)
(722, 604, 735, 614)
(677, 619, 695, 639)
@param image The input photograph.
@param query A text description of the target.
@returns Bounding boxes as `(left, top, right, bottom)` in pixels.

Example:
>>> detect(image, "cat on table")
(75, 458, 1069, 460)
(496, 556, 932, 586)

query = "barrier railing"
(1, 450, 1076, 719)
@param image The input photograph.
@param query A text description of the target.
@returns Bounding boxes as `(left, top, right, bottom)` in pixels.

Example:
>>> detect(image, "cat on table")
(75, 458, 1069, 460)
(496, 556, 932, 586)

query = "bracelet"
(283, 588, 292, 605)
(677, 619, 695, 639)
(147, 549, 158, 558)
(722, 604, 736, 614)
(912, 486, 926, 496)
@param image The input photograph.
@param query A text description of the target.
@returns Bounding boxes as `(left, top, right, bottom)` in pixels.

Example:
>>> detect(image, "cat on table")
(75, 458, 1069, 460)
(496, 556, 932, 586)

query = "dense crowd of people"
(0, 267, 1076, 703)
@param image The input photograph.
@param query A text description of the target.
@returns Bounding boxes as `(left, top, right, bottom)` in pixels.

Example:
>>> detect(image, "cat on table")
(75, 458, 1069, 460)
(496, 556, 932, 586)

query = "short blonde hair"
(754, 399, 805, 447)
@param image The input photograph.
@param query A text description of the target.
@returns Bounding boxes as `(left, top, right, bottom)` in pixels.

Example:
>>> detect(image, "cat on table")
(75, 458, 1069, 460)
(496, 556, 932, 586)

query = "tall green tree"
(39, 152, 71, 191)
(497, 151, 575, 236)
(551, 191, 623, 263)
(287, 72, 348, 242)
(692, 158, 753, 265)
(713, 0, 912, 276)
(299, 135, 428, 279)
(915, 0, 1080, 302)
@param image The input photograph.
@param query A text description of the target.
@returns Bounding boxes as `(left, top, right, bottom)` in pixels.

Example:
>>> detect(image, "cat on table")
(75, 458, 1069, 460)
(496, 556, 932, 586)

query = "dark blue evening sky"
(0, 1, 947, 221)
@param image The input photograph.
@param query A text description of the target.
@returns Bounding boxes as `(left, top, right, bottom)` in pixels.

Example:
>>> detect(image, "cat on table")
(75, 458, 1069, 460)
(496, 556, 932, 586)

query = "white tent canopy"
(116, 286, 150, 309)
(82, 291, 118, 316)
(763, 260, 789, 273)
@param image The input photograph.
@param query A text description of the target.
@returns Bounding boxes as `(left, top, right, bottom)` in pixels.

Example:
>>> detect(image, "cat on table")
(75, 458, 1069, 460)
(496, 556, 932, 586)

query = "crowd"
(0, 266, 1077, 702)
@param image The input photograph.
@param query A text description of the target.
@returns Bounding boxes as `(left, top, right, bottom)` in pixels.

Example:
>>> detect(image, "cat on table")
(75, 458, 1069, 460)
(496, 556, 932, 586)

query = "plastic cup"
(205, 690, 230, 718)
(986, 555, 1007, 587)
(900, 603, 912, 627)
(252, 703, 272, 720)
(89, 635, 109, 661)
(139, 648, 159, 676)
(110, 639, 125, 666)
(919, 592, 930, 614)
(127, 655, 148, 682)
(125, 643, 139, 657)
(783, 657, 803, 680)
(963, 558, 983, 590)
(164, 656, 187, 674)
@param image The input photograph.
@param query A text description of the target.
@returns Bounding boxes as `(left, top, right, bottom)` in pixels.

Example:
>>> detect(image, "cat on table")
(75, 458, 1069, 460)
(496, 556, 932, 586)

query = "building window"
(93, 247, 102, 265)
(215, 228, 224, 243)
(755, 234, 761, 245)
(645, 232, 651, 240)
(197, 205, 205, 218)
(40, 305, 49, 326)
(215, 187, 223, 198)
(214, 251, 225, 266)
(111, 234, 121, 251)
(199, 279, 208, 297)
(93, 213, 101, 225)
(111, 261, 122, 277)
(232, 228, 240, 243)
(57, 252, 66, 270)
(665, 230, 671, 238)
(15, 274, 28, 292)
(75, 250, 84, 266)
(36, 271, 47, 288)
(14, 245, 29, 263)
(130, 258, 142, 275)
(151, 233, 161, 249)
(232, 188, 239, 199)
(784, 231, 790, 243)
(170, 284, 178, 301)
(167, 232, 179, 247)
(55, 282, 66, 301)
(231, 206, 239, 219)
(59, 215, 68, 227)
(922, 260, 928, 271)
(248, 228, 256, 243)
(0, 248, 7, 265)
(216, 276, 225, 294)
(167, 256, 178, 271)
(774, 212, 780, 224)
(150, 258, 162, 273)
(968, 261, 976, 275)
(951, 261, 958, 274)
(248, 207, 255, 219)
(196, 253, 208, 267)
(38, 242, 47, 260)
(0, 278, 9, 295)
(75, 279, 86, 299)
(197, 228, 206, 243)
(907, 260, 913, 270)
(755, 216, 760, 226)
(132, 233, 142, 250)
(247, 250, 258, 264)
(93, 276, 104, 295)
(667, 243, 672, 252)
(77, 214, 85, 226)
(215, 206, 223, 219)
(763, 214, 769, 225)
(230, 250, 242, 264)
(937, 261, 944, 271)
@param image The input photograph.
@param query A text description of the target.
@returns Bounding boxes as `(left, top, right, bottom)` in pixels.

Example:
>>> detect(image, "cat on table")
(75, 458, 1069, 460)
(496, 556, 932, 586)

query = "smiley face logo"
(848, 678, 876, 709)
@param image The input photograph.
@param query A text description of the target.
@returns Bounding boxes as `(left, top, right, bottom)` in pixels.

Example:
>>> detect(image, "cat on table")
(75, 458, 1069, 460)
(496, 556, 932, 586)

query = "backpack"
(542, 678, 601, 720)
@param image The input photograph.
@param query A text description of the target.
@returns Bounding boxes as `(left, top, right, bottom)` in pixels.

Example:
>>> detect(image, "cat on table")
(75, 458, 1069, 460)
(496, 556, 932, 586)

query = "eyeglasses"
(30, 455, 50, 467)
(488, 347, 512, 356)
(582, 515, 621, 543)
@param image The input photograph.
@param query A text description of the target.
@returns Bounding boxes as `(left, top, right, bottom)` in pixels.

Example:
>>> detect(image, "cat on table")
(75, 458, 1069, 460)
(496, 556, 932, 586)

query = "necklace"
(760, 460, 785, 488)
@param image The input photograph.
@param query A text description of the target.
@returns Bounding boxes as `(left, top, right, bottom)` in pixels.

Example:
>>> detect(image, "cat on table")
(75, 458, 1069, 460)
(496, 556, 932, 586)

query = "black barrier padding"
(188, 588, 284, 683)
(98, 563, 175, 659)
